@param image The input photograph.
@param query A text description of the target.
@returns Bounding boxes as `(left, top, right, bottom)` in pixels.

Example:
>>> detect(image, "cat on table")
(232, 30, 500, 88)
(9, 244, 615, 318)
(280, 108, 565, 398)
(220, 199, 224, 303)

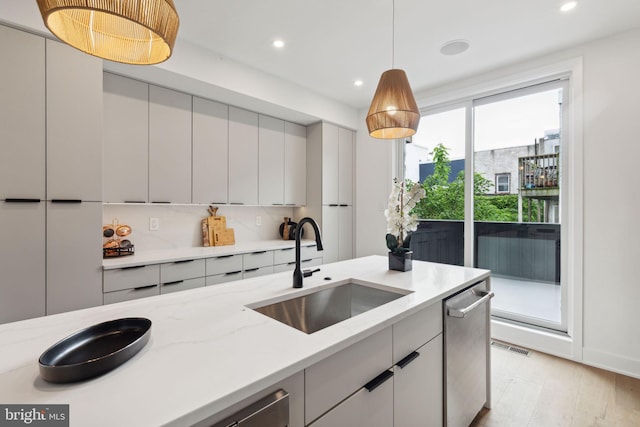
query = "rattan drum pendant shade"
(36, 0, 179, 65)
(366, 69, 420, 139)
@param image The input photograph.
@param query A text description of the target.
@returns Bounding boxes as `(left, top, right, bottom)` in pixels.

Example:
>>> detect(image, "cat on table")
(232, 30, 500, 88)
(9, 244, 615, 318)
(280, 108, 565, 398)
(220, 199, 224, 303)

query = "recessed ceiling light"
(560, 1, 577, 12)
(354, 80, 363, 87)
(440, 39, 470, 56)
(273, 40, 285, 48)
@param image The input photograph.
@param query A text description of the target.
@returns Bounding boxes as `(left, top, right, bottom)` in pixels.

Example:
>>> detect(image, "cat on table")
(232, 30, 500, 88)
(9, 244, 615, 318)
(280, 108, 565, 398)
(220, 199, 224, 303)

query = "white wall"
(580, 29, 640, 378)
(354, 109, 396, 257)
(355, 28, 640, 378)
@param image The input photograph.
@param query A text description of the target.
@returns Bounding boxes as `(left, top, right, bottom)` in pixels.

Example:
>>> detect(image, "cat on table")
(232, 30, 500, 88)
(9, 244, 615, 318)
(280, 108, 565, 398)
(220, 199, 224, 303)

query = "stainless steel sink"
(251, 282, 411, 334)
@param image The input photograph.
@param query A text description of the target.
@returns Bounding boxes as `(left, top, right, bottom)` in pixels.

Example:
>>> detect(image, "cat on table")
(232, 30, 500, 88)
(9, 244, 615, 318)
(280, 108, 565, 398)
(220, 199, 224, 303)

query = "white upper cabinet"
(192, 97, 229, 205)
(103, 73, 149, 203)
(321, 123, 340, 205)
(228, 107, 259, 205)
(46, 39, 102, 201)
(320, 123, 353, 206)
(284, 122, 307, 206)
(338, 127, 354, 205)
(149, 85, 192, 204)
(0, 26, 45, 200)
(258, 115, 285, 205)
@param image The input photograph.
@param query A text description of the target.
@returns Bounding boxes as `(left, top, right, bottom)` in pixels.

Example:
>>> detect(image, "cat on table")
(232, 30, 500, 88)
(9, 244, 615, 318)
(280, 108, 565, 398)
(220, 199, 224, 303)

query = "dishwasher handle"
(448, 290, 494, 318)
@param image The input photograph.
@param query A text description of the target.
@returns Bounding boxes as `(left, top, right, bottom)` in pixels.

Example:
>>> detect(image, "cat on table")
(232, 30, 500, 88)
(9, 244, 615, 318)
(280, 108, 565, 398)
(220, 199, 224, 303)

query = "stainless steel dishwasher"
(211, 389, 289, 427)
(444, 281, 493, 427)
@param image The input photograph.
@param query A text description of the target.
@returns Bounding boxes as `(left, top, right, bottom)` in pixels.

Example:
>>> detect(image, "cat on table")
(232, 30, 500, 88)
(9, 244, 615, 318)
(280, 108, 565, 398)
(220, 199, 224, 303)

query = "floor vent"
(491, 341, 531, 356)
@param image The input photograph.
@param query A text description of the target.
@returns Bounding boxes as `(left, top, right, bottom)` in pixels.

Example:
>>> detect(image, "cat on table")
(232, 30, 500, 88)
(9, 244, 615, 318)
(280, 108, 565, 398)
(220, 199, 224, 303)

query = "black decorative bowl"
(39, 317, 151, 383)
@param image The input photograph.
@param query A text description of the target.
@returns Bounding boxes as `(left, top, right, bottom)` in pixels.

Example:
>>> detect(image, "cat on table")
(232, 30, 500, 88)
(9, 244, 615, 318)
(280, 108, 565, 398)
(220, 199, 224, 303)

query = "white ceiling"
(175, 0, 640, 108)
(2, 0, 640, 113)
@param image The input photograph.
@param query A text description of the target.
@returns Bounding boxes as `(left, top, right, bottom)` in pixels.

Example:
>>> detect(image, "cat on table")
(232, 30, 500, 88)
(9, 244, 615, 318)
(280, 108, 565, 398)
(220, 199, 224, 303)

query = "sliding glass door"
(406, 81, 568, 332)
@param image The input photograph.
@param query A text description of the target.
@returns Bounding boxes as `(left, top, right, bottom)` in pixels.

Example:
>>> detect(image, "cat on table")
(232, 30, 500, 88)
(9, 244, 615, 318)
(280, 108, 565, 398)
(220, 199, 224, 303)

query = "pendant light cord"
(392, 0, 395, 69)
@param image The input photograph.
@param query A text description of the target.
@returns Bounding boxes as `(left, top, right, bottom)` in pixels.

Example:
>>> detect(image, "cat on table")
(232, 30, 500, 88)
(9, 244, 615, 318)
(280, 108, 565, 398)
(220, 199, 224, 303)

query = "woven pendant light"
(366, 0, 420, 139)
(36, 0, 179, 65)
(366, 69, 420, 139)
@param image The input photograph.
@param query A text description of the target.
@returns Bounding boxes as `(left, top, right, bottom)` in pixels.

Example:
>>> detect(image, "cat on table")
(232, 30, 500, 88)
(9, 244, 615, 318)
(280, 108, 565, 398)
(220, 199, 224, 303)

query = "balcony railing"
(411, 220, 560, 284)
(518, 153, 559, 198)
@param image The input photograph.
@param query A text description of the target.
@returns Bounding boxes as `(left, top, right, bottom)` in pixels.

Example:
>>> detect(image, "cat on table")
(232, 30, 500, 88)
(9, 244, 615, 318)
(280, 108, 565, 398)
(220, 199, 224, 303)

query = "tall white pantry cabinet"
(298, 122, 354, 263)
(0, 25, 103, 323)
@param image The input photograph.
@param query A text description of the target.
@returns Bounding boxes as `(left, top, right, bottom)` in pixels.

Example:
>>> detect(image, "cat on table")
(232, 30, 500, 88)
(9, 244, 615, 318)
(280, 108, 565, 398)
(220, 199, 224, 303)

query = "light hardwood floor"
(470, 342, 640, 427)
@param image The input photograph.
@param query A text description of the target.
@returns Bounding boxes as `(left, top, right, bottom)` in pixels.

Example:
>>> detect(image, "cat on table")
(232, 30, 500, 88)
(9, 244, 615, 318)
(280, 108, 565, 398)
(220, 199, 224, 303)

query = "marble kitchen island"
(0, 256, 490, 426)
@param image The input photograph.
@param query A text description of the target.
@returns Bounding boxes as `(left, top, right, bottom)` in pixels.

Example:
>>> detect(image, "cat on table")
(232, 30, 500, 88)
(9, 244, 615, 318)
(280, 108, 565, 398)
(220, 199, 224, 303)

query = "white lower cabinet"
(104, 285, 159, 304)
(308, 373, 393, 427)
(321, 205, 353, 263)
(394, 334, 443, 427)
(305, 327, 392, 425)
(161, 277, 205, 294)
(103, 265, 160, 304)
(0, 201, 46, 324)
(305, 303, 443, 427)
(47, 201, 103, 315)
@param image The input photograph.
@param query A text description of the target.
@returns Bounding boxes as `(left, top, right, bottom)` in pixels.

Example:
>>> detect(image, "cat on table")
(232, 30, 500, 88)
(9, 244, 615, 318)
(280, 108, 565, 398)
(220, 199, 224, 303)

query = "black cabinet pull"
(339, 204, 349, 207)
(51, 199, 81, 203)
(396, 351, 420, 369)
(210, 201, 226, 205)
(280, 248, 294, 252)
(133, 284, 157, 291)
(250, 251, 267, 255)
(5, 198, 41, 203)
(121, 265, 146, 270)
(364, 370, 394, 392)
(230, 202, 245, 205)
(216, 254, 234, 259)
(163, 280, 184, 286)
(328, 204, 339, 207)
(271, 203, 283, 206)
(244, 268, 259, 273)
(124, 200, 146, 204)
(225, 271, 242, 276)
(151, 201, 171, 204)
(174, 259, 194, 264)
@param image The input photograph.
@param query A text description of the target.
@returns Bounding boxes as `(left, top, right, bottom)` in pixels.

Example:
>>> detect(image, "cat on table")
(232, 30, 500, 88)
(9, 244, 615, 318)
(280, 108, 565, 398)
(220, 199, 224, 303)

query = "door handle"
(396, 351, 420, 369)
(364, 370, 393, 392)
(448, 290, 494, 318)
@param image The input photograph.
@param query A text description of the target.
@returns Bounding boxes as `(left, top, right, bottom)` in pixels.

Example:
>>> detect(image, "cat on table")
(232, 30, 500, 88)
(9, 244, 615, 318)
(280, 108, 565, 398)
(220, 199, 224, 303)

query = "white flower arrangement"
(384, 178, 426, 254)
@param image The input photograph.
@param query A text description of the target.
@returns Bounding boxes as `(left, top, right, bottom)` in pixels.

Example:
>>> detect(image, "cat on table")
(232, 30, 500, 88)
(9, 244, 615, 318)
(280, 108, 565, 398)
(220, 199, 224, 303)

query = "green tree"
(412, 143, 532, 222)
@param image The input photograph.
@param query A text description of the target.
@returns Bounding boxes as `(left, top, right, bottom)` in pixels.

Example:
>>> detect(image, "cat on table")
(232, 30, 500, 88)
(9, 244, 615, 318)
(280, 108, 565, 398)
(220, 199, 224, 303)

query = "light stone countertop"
(102, 239, 319, 270)
(0, 255, 489, 426)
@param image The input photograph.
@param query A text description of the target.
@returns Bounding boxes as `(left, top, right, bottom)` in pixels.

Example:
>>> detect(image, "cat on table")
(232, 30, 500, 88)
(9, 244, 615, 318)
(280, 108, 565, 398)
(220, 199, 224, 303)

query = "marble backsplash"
(102, 204, 295, 252)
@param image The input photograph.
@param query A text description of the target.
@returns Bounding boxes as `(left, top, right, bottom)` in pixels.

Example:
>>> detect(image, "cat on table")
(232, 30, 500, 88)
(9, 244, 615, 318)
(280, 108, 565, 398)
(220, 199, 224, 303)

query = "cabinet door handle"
(328, 204, 339, 207)
(5, 198, 41, 203)
(151, 201, 171, 204)
(280, 248, 294, 252)
(51, 199, 82, 203)
(225, 271, 242, 276)
(124, 200, 146, 204)
(339, 204, 349, 207)
(163, 280, 184, 286)
(121, 265, 146, 270)
(174, 259, 194, 264)
(244, 268, 259, 273)
(364, 370, 394, 392)
(230, 202, 245, 205)
(216, 254, 234, 259)
(396, 351, 420, 369)
(133, 284, 157, 291)
(250, 251, 267, 255)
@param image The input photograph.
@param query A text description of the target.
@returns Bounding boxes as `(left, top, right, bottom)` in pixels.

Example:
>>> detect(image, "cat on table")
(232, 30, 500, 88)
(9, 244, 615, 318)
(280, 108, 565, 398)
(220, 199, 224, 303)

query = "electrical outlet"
(149, 217, 160, 231)
(255, 215, 262, 226)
